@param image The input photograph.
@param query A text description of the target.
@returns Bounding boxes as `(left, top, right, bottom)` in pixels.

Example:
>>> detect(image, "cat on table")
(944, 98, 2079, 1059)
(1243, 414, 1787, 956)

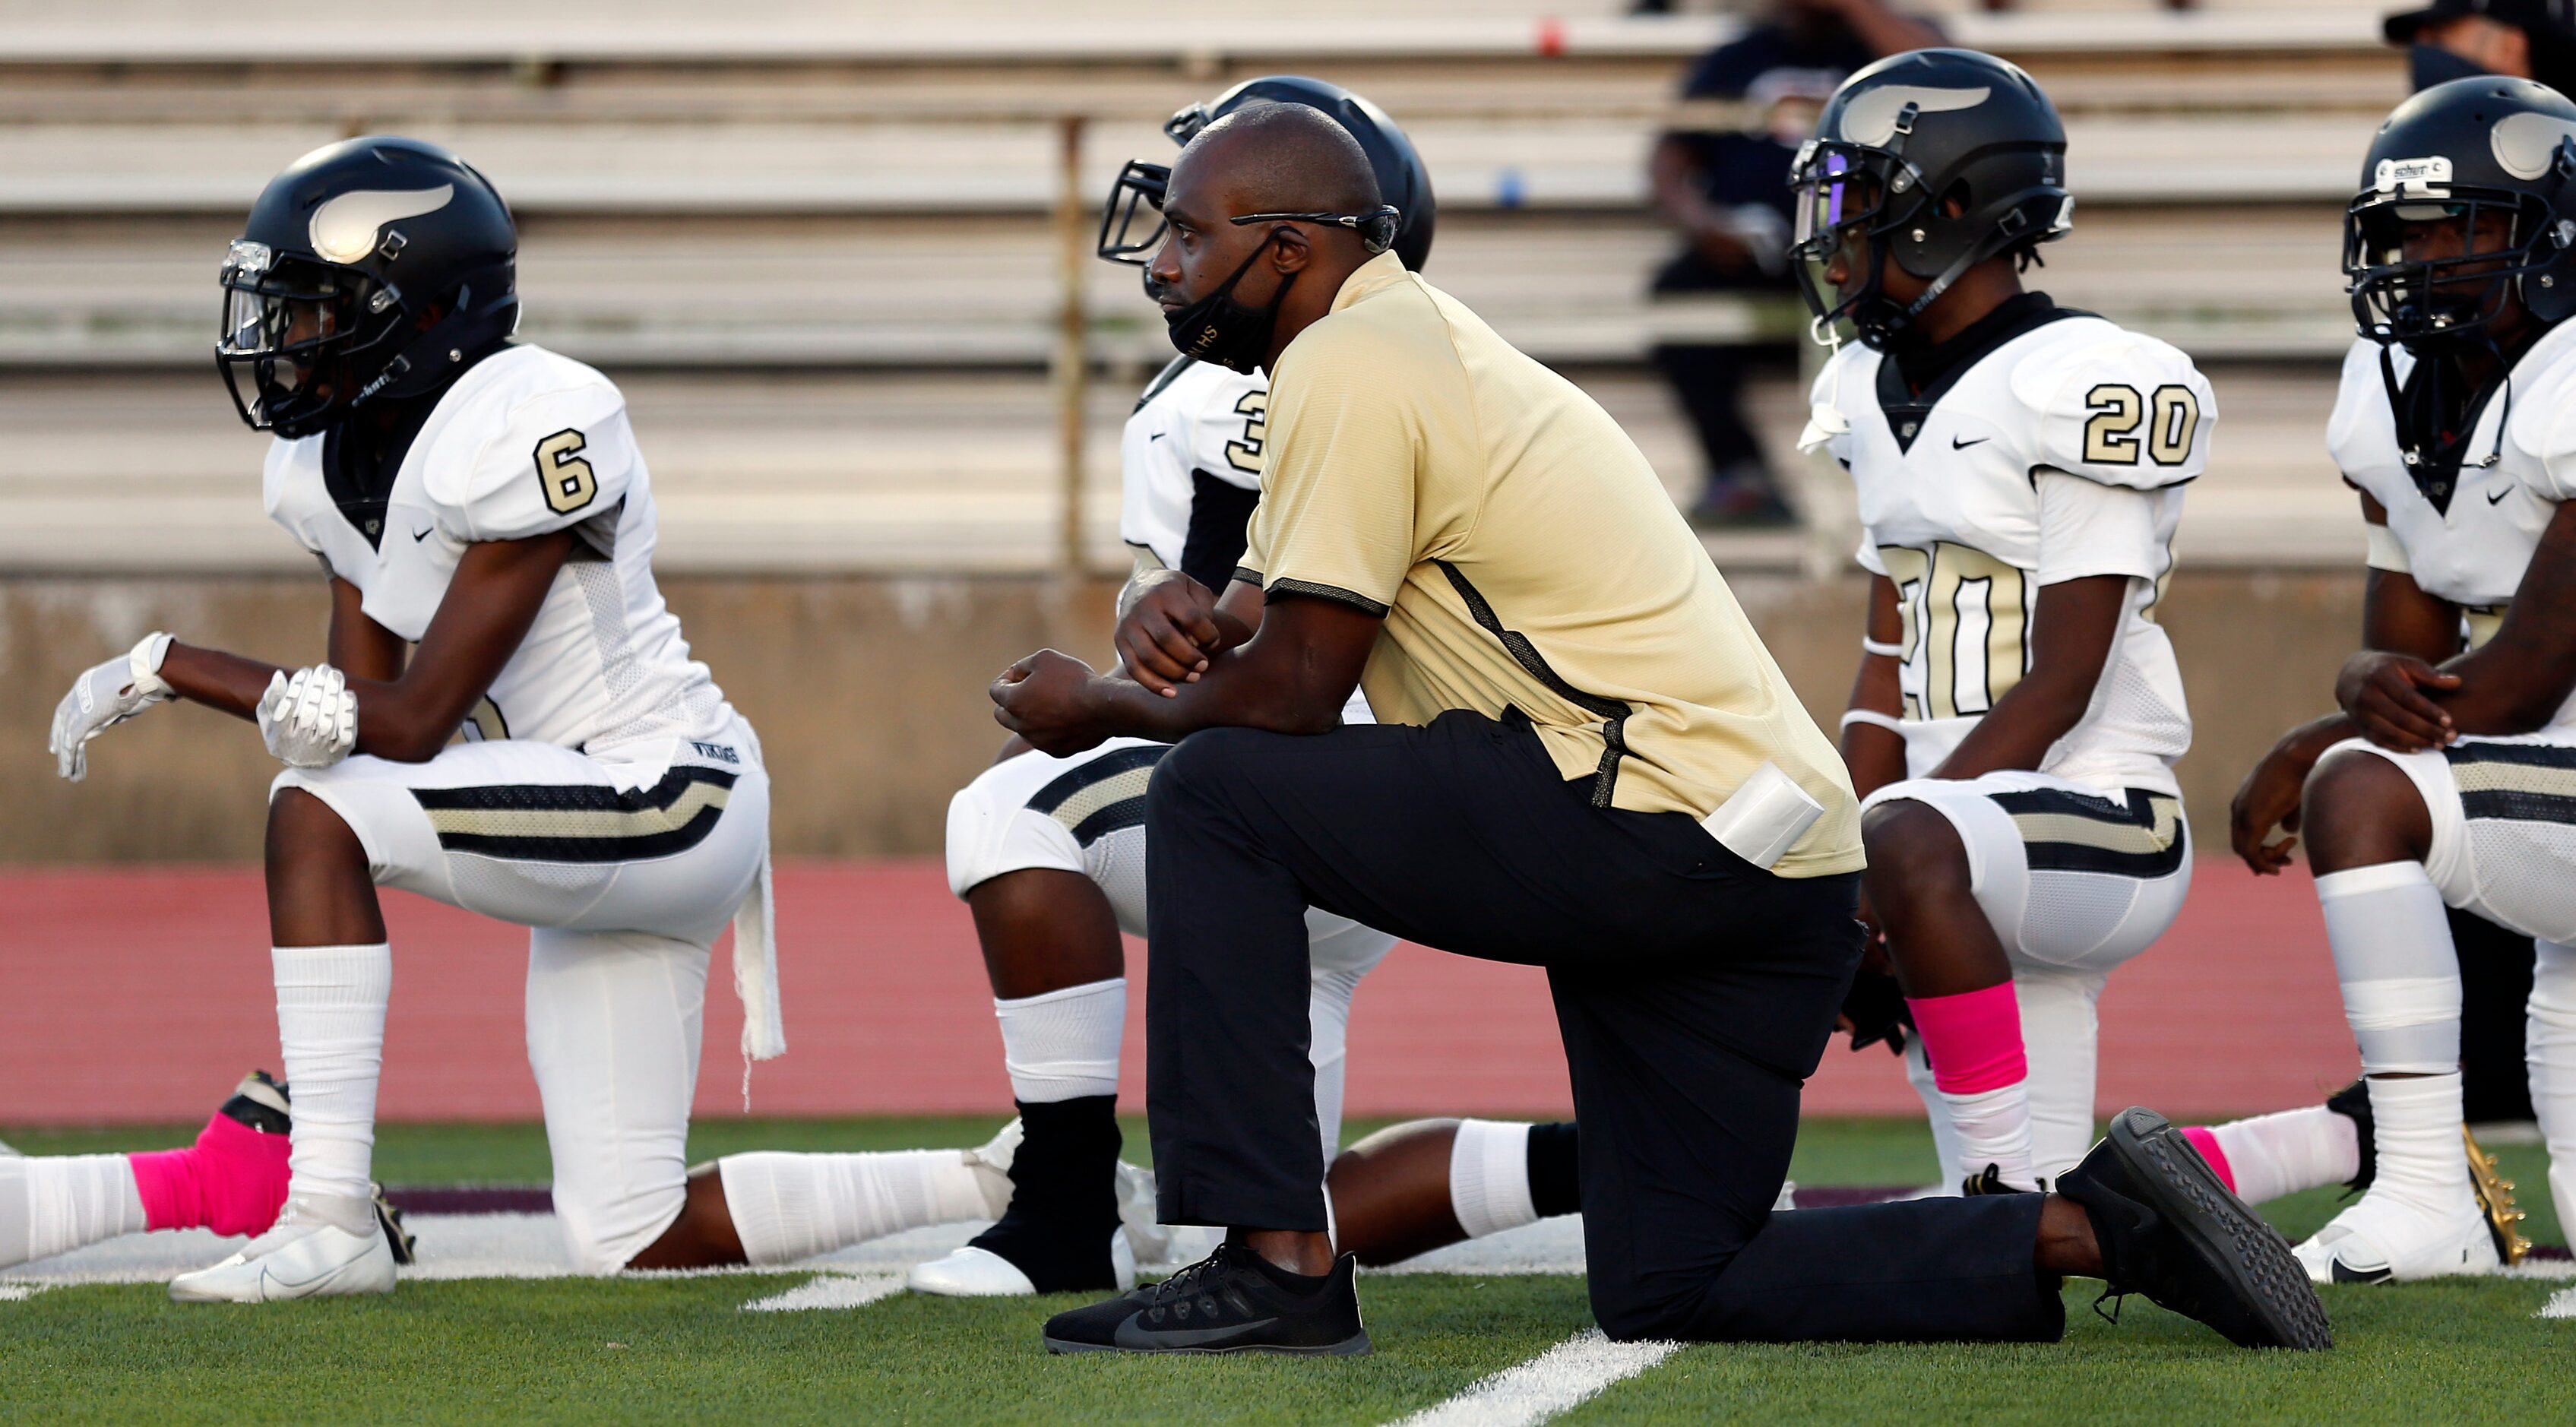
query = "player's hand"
(49, 634, 174, 782)
(2228, 737, 2313, 876)
(1116, 569, 1224, 697)
(256, 665, 358, 770)
(2336, 650, 2460, 752)
(992, 649, 1109, 756)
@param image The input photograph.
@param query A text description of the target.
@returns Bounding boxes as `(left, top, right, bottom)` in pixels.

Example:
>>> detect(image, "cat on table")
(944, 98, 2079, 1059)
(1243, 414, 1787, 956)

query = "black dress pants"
(1143, 707, 2062, 1343)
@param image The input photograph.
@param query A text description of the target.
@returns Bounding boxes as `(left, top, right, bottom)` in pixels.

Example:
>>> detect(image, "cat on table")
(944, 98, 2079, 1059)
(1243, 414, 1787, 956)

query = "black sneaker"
(1963, 1163, 2043, 1196)
(2056, 1106, 2331, 1351)
(1042, 1242, 1370, 1356)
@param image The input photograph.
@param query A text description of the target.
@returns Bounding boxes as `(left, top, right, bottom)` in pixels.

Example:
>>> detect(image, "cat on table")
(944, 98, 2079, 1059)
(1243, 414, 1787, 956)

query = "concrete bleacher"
(0, 3, 2399, 574)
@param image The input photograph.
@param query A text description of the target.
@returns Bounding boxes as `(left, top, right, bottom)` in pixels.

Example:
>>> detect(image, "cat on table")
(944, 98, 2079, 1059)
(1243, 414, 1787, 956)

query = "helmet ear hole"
(1938, 180, 1972, 221)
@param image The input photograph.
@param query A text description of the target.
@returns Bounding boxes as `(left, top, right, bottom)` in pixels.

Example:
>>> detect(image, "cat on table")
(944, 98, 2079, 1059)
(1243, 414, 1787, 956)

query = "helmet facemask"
(1789, 141, 1916, 346)
(2345, 185, 2566, 352)
(216, 241, 403, 438)
(1097, 160, 1172, 266)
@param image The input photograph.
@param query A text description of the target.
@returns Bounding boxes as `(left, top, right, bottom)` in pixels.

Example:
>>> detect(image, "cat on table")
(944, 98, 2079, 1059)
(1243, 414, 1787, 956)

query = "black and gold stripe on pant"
(1027, 745, 1169, 847)
(411, 765, 736, 862)
(1984, 786, 2185, 878)
(2449, 740, 2576, 823)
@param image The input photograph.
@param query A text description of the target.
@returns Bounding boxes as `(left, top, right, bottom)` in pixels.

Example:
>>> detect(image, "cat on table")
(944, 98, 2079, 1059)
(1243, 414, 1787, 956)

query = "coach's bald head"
(1147, 102, 1394, 374)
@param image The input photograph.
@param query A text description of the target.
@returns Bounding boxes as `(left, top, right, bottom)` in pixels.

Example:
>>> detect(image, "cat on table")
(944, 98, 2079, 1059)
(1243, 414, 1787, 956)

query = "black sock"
(1236, 1242, 1334, 1293)
(1527, 1121, 1582, 1218)
(967, 1095, 1125, 1293)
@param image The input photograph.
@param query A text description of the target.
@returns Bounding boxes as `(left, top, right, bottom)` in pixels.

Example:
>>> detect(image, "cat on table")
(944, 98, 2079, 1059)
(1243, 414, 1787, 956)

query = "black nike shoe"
(219, 1070, 291, 1137)
(2056, 1106, 2331, 1351)
(2325, 1078, 2375, 1192)
(1964, 1163, 2044, 1196)
(1042, 1242, 1370, 1356)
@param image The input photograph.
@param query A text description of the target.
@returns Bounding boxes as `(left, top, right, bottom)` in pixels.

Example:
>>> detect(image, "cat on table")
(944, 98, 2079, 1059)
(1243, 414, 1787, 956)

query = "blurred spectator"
(2386, 0, 2576, 95)
(1649, 0, 1939, 528)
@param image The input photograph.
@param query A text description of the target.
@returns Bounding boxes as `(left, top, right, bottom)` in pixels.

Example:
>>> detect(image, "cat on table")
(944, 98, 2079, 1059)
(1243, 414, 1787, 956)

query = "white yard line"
(2540, 1286, 2576, 1320)
(0, 1283, 48, 1301)
(1388, 1330, 1680, 1427)
(741, 1271, 907, 1313)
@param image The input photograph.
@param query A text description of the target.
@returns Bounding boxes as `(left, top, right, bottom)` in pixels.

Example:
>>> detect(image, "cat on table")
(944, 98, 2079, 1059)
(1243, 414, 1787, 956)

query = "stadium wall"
(5, 568, 2357, 862)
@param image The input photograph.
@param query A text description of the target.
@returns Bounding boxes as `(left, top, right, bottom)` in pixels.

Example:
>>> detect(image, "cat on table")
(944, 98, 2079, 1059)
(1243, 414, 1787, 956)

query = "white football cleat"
(960, 1119, 1022, 1219)
(906, 1227, 1134, 1297)
(169, 1203, 397, 1303)
(2292, 1191, 2501, 1285)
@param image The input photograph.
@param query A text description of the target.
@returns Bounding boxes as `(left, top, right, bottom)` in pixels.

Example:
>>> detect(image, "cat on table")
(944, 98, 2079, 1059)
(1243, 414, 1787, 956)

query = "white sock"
(2015, 971, 2106, 1185)
(993, 979, 1125, 1103)
(1448, 1119, 1538, 1239)
(1904, 1039, 1968, 1191)
(2363, 1072, 2473, 1220)
(718, 1150, 1002, 1266)
(2318, 863, 2461, 1075)
(274, 942, 392, 1210)
(1940, 1084, 2038, 1191)
(2528, 939, 2576, 1239)
(2209, 1106, 2359, 1204)
(0, 1154, 146, 1268)
(1309, 964, 1364, 1167)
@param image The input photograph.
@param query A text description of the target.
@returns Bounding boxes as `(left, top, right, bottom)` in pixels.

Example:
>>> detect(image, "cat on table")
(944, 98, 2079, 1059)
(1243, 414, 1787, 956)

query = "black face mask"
(2410, 42, 2492, 92)
(1160, 231, 1294, 374)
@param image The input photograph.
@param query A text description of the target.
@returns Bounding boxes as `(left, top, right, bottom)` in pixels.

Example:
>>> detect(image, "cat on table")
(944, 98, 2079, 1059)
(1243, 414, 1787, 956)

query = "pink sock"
(128, 1111, 292, 1236)
(1904, 983, 2027, 1093)
(2180, 1125, 2238, 1193)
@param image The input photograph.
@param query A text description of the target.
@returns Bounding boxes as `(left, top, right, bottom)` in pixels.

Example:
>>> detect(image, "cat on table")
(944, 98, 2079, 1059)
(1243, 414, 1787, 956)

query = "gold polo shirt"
(1237, 252, 1862, 878)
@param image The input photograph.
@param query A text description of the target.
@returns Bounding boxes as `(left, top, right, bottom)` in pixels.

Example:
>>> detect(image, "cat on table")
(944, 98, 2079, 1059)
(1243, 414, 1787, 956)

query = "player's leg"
(0, 1073, 292, 1270)
(1326, 1118, 1581, 1265)
(1302, 910, 1395, 1166)
(2287, 742, 2492, 1281)
(2531, 938, 2576, 1245)
(1862, 787, 2033, 1190)
(169, 783, 403, 1302)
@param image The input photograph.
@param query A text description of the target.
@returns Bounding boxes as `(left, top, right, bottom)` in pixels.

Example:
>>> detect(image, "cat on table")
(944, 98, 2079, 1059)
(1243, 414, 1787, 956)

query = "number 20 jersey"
(261, 343, 733, 764)
(1810, 310, 2215, 794)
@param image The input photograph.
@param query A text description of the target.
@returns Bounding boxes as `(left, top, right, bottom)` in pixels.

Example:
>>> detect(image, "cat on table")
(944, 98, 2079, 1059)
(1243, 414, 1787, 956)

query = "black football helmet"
(1787, 49, 2071, 347)
(2344, 76, 2576, 351)
(217, 135, 518, 438)
(1097, 74, 1438, 273)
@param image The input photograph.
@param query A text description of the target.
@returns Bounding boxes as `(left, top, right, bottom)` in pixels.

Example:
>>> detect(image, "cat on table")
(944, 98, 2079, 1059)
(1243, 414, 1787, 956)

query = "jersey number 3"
(2084, 384, 2199, 467)
(535, 429, 598, 515)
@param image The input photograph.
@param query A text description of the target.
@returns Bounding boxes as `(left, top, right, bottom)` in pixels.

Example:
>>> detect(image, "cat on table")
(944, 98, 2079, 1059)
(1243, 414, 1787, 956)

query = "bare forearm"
(1928, 678, 2091, 780)
(1084, 660, 1341, 743)
(157, 643, 286, 722)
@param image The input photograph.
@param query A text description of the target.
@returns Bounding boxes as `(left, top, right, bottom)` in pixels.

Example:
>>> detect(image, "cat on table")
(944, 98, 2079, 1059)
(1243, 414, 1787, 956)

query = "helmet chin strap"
(357, 271, 518, 407)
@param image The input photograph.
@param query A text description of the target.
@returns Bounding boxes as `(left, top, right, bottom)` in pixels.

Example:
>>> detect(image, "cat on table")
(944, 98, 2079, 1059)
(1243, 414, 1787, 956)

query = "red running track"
(3, 859, 2356, 1126)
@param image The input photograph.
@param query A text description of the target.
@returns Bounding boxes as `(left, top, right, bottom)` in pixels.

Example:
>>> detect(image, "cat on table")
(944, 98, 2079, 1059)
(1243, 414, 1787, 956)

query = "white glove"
(50, 632, 175, 783)
(257, 664, 359, 770)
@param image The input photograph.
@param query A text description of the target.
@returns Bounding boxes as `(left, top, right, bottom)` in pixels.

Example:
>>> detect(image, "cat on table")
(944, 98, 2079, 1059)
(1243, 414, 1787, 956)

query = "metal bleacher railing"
(0, 5, 2397, 576)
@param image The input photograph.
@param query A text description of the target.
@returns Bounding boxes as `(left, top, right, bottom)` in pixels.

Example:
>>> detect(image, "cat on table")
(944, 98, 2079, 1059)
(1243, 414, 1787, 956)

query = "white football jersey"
(1116, 356, 1371, 725)
(264, 344, 733, 776)
(1813, 308, 2214, 794)
(1119, 356, 1267, 587)
(2328, 327, 2575, 696)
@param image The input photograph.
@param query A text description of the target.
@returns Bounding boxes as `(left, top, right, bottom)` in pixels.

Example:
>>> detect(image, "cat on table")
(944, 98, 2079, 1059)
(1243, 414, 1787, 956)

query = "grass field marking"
(0, 1283, 47, 1302)
(1385, 1328, 1680, 1427)
(741, 1271, 907, 1313)
(2541, 1287, 2576, 1320)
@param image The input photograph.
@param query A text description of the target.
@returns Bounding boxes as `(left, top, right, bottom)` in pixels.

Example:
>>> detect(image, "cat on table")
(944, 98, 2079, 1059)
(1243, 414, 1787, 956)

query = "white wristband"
(1860, 636, 1904, 658)
(1840, 707, 1906, 736)
(128, 631, 174, 699)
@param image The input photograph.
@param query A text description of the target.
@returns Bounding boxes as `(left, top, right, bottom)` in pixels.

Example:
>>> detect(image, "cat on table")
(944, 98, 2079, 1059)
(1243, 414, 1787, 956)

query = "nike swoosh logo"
(1149, 432, 1169, 441)
(1113, 1315, 1281, 1349)
(2488, 489, 2510, 505)
(411, 526, 434, 543)
(1951, 435, 1989, 450)
(2329, 1259, 2392, 1285)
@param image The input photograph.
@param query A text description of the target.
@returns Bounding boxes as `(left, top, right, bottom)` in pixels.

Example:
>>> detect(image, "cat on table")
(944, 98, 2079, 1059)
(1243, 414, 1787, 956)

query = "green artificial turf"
(2, 1116, 2566, 1425)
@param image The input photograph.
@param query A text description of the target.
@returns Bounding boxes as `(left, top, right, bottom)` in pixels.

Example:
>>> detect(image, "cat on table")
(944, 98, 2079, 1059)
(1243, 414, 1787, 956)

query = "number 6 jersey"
(1807, 295, 2214, 793)
(262, 343, 733, 766)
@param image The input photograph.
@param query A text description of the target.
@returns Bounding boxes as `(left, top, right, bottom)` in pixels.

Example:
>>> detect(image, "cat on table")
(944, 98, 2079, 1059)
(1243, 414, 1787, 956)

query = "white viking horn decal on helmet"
(2491, 112, 2576, 182)
(309, 185, 455, 264)
(1836, 86, 1990, 147)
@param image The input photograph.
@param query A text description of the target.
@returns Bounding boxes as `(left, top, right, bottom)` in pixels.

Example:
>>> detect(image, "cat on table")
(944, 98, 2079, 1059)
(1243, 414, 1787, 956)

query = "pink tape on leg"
(127, 1112, 290, 1236)
(1904, 983, 2027, 1095)
(2179, 1125, 2237, 1193)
